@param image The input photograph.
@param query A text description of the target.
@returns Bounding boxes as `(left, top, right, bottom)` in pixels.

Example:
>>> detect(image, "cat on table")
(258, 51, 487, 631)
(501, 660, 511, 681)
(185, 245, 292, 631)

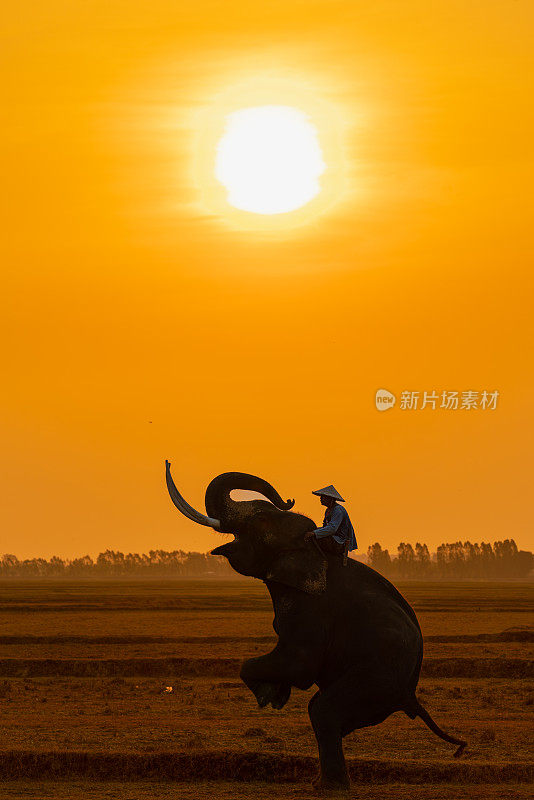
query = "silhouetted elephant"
(165, 464, 466, 792)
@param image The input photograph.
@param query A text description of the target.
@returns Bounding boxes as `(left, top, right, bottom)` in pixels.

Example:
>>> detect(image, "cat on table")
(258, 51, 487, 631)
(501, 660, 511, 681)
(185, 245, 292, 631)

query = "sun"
(215, 105, 325, 215)
(189, 71, 352, 231)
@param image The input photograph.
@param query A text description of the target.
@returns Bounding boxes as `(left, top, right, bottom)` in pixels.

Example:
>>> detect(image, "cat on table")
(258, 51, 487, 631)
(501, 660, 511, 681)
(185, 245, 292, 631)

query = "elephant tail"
(403, 696, 467, 758)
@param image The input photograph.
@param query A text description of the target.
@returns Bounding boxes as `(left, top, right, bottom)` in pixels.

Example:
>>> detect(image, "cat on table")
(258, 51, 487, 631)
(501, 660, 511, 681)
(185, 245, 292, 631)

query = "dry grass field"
(0, 579, 531, 799)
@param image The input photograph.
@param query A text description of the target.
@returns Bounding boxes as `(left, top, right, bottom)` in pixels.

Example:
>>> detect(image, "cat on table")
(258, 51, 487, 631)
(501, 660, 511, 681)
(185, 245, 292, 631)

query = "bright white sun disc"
(215, 105, 325, 215)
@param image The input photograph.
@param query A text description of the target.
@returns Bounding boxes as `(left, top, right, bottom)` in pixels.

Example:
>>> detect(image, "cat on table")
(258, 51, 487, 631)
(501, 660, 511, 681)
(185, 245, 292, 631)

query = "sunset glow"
(1, 1, 533, 558)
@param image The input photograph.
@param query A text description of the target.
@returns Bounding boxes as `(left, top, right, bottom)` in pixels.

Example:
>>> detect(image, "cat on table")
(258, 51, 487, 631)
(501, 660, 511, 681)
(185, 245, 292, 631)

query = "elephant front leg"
(240, 642, 317, 709)
(240, 651, 300, 709)
(240, 658, 292, 709)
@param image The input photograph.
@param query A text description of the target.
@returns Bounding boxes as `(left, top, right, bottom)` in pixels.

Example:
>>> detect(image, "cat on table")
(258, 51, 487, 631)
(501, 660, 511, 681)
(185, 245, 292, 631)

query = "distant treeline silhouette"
(0, 539, 532, 579)
(367, 539, 533, 580)
(0, 550, 232, 578)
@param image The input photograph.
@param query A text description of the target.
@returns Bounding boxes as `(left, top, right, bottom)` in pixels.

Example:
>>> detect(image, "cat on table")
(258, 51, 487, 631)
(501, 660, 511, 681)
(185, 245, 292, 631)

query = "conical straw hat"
(312, 485, 345, 502)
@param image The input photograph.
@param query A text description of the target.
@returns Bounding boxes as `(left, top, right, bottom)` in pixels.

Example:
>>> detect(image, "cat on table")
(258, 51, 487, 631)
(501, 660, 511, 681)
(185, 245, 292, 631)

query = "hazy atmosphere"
(3, 1, 533, 559)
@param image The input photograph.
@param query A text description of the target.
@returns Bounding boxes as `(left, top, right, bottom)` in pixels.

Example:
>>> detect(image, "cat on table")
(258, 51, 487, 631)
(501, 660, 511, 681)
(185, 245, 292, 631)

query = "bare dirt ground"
(1, 782, 533, 800)
(0, 580, 531, 799)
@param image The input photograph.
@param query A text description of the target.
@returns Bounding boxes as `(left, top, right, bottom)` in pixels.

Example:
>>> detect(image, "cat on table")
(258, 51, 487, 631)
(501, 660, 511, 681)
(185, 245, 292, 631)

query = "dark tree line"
(366, 539, 533, 580)
(1, 539, 532, 579)
(0, 550, 233, 577)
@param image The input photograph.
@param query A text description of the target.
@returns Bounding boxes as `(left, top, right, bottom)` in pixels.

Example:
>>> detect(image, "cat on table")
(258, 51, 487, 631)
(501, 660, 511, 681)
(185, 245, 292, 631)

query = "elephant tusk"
(165, 460, 221, 530)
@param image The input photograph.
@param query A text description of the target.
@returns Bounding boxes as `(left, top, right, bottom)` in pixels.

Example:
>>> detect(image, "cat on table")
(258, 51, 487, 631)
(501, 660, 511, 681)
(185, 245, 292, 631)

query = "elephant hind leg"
(308, 671, 400, 792)
(308, 690, 350, 792)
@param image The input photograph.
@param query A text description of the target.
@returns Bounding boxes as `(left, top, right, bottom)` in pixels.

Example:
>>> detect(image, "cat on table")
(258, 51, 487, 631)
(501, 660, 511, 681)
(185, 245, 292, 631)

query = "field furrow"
(0, 750, 531, 783)
(0, 656, 531, 679)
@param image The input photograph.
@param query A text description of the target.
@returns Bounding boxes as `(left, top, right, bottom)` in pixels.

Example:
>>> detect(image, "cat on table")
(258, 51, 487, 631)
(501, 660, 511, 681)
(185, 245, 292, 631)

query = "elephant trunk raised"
(204, 471, 295, 532)
(165, 461, 294, 534)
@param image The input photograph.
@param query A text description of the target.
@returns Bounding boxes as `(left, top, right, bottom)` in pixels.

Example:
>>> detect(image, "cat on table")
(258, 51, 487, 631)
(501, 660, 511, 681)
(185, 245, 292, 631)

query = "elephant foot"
(254, 681, 291, 710)
(311, 774, 351, 795)
(270, 682, 291, 709)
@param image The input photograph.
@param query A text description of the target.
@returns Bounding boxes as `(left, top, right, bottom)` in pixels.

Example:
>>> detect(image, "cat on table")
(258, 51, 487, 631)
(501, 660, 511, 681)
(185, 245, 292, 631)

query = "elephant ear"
(249, 510, 327, 595)
(265, 547, 328, 595)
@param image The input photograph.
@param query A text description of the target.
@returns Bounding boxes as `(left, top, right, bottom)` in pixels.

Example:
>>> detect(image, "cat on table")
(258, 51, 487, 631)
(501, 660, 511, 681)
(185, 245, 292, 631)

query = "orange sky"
(2, 1, 533, 559)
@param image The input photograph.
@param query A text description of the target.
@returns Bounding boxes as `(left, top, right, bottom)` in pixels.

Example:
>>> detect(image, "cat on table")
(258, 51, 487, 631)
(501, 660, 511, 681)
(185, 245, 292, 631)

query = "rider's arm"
(313, 505, 344, 538)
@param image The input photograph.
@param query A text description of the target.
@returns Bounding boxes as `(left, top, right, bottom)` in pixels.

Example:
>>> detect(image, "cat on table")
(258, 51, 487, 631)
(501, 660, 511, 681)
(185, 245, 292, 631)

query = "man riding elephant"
(305, 485, 357, 564)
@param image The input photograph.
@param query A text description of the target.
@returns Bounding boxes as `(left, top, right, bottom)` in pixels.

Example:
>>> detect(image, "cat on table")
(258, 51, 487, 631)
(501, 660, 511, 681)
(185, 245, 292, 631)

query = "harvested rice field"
(0, 579, 531, 798)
